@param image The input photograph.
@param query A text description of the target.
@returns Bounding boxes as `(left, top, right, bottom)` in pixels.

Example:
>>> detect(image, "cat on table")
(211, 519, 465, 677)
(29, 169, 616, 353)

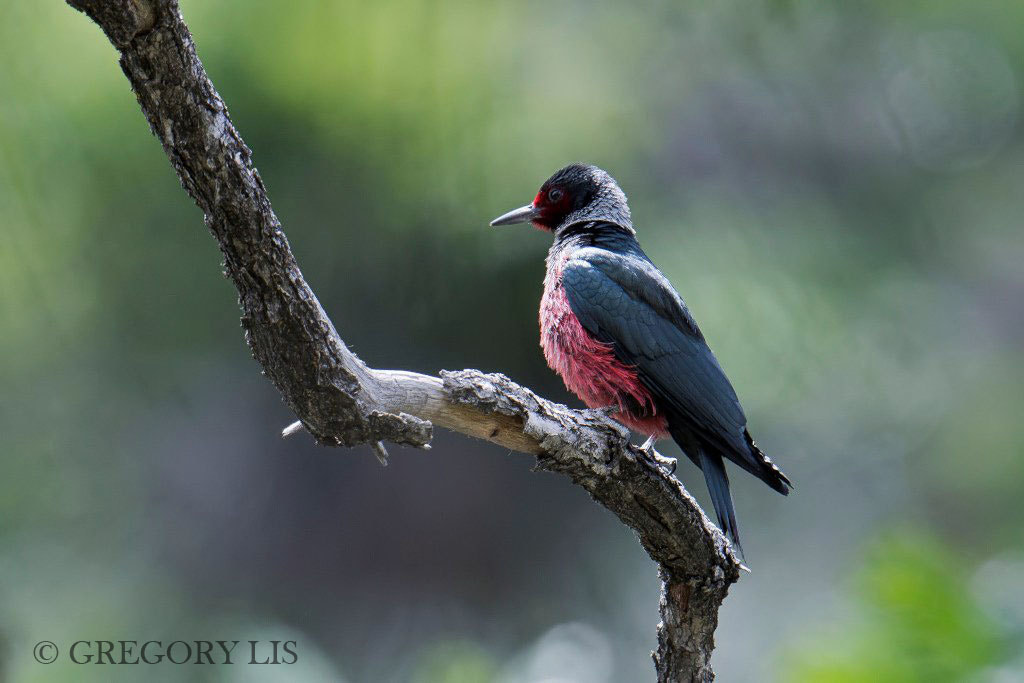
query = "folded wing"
(561, 245, 790, 494)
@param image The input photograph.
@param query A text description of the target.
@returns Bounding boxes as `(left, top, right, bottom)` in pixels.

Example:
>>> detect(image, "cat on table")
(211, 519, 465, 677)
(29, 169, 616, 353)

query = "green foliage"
(412, 641, 498, 683)
(1, 0, 1023, 680)
(785, 532, 1008, 682)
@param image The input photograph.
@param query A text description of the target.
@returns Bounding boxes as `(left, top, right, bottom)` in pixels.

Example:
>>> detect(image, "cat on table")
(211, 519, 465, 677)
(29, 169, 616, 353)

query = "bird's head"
(490, 163, 632, 234)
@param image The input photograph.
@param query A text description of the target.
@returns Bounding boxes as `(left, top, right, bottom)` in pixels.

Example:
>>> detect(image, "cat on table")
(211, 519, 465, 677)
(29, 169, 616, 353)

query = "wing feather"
(561, 248, 752, 459)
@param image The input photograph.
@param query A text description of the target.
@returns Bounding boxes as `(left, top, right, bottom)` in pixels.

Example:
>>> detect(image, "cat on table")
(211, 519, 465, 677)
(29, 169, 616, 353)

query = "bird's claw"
(650, 450, 678, 475)
(635, 436, 677, 475)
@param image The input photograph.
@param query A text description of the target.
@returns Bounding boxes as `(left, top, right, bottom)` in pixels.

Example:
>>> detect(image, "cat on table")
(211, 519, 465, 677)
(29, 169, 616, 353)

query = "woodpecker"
(490, 163, 790, 559)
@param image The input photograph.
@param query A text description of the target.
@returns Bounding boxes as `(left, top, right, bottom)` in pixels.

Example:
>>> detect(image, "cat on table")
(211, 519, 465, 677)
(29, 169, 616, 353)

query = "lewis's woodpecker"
(490, 163, 790, 558)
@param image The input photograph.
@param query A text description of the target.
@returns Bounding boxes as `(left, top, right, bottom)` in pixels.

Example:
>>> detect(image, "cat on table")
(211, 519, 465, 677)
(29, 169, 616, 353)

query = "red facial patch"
(531, 187, 571, 231)
(530, 190, 550, 231)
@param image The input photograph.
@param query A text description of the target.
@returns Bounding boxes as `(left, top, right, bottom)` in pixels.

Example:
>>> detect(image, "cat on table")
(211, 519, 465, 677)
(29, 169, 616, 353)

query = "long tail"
(697, 449, 744, 561)
(670, 427, 745, 559)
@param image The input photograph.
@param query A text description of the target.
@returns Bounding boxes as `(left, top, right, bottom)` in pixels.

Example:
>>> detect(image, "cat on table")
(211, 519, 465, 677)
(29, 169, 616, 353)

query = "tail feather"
(742, 428, 792, 495)
(698, 449, 744, 561)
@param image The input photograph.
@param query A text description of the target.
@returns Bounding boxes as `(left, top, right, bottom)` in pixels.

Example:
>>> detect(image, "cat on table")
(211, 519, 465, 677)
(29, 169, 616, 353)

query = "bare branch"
(66, 1, 740, 679)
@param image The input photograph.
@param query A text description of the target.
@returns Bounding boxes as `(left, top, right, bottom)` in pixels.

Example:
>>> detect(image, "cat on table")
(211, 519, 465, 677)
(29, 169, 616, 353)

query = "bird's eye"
(547, 188, 563, 203)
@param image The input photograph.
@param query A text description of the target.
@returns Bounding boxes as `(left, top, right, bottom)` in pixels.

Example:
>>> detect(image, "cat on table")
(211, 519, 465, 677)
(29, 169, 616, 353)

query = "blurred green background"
(2, 0, 1023, 681)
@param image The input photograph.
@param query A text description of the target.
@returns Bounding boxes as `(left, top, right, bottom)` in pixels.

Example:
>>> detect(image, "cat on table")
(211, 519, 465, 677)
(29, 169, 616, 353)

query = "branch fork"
(66, 1, 741, 678)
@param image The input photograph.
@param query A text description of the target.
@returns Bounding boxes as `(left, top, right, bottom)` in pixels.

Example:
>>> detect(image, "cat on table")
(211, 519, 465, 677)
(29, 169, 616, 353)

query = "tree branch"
(66, 1, 740, 679)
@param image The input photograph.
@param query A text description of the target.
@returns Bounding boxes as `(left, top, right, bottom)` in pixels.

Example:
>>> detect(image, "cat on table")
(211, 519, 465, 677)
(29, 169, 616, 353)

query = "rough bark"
(65, 1, 740, 679)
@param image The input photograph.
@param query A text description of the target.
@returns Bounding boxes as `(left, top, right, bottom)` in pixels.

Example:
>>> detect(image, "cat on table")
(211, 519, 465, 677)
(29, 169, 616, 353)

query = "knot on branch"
(297, 395, 433, 451)
(283, 360, 433, 451)
(441, 369, 541, 417)
(365, 410, 432, 448)
(440, 369, 632, 471)
(68, 0, 156, 48)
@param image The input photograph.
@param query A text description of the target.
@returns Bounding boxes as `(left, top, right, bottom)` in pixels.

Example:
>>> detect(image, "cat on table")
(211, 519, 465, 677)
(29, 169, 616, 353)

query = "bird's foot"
(635, 435, 677, 475)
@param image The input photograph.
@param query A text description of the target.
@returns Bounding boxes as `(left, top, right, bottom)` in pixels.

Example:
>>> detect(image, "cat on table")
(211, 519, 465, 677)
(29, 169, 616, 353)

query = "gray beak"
(489, 204, 539, 227)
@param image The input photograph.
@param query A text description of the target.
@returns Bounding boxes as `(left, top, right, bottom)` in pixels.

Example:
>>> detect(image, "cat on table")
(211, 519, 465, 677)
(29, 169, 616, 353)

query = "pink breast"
(540, 255, 668, 437)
